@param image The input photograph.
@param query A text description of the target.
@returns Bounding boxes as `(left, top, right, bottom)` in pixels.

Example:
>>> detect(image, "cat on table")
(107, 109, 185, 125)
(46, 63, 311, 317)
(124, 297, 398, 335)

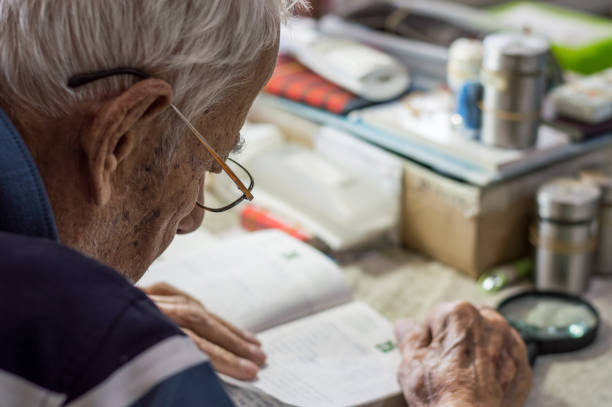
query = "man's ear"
(80, 78, 172, 206)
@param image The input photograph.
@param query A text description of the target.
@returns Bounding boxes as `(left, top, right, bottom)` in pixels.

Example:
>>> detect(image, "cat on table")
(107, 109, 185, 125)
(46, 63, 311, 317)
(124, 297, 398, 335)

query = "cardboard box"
(401, 145, 612, 278)
(250, 95, 612, 277)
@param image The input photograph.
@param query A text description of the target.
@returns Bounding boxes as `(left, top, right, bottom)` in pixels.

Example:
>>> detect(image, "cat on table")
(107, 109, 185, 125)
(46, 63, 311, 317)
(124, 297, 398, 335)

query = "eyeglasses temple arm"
(170, 104, 254, 201)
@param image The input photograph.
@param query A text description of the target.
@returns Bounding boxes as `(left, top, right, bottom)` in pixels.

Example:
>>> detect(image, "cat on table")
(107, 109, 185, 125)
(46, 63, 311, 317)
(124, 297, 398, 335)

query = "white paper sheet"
(138, 230, 352, 333)
(228, 301, 402, 407)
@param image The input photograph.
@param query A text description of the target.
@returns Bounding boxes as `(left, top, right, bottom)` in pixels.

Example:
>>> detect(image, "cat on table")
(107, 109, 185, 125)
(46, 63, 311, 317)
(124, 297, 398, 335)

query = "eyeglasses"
(67, 68, 254, 212)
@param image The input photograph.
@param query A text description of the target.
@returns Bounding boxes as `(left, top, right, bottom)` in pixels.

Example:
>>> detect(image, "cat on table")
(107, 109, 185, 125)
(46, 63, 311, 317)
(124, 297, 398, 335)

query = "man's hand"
(395, 301, 532, 407)
(142, 282, 266, 381)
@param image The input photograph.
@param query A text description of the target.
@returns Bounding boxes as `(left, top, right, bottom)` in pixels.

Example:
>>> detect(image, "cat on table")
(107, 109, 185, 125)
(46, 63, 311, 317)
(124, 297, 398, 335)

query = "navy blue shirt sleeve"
(129, 363, 235, 407)
(0, 232, 234, 406)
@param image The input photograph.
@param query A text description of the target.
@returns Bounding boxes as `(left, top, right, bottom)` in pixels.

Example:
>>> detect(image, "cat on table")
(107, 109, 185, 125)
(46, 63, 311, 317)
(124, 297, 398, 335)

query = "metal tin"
(537, 178, 602, 222)
(581, 171, 612, 275)
(534, 178, 601, 294)
(481, 32, 549, 149)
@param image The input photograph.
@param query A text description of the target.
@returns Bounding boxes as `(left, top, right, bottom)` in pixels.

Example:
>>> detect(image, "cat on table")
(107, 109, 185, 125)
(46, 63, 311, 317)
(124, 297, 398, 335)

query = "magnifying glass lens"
(499, 296, 597, 339)
(497, 291, 599, 363)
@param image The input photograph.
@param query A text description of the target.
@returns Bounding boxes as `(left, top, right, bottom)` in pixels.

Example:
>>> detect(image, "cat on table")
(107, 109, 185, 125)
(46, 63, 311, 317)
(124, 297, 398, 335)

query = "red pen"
(240, 204, 311, 241)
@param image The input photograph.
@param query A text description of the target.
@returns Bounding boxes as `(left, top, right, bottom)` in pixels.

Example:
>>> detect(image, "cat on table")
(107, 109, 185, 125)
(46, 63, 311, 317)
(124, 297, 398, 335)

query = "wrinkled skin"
(9, 39, 279, 380)
(395, 301, 532, 407)
(138, 44, 280, 380)
(143, 283, 266, 380)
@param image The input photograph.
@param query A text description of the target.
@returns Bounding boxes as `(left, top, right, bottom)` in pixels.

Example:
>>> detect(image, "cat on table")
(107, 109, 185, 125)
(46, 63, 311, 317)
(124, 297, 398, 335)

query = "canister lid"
(580, 170, 612, 204)
(483, 32, 549, 73)
(537, 178, 601, 222)
(449, 38, 484, 63)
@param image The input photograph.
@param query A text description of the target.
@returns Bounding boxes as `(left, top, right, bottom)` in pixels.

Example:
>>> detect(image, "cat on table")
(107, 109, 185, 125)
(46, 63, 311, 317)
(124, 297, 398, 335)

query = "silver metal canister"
(481, 32, 549, 149)
(533, 178, 601, 294)
(581, 171, 612, 275)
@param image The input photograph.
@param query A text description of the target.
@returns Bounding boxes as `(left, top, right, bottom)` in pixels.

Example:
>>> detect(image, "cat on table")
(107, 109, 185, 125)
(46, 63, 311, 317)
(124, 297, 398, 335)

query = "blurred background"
(307, 0, 612, 17)
(163, 2, 612, 404)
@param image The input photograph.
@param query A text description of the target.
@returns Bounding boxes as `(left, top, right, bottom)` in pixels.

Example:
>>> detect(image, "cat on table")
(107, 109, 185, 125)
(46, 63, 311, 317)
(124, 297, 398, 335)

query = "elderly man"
(0, 1, 532, 406)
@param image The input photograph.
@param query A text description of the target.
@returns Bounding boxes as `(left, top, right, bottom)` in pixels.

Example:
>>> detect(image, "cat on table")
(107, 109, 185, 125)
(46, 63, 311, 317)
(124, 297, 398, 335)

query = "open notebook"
(138, 230, 402, 407)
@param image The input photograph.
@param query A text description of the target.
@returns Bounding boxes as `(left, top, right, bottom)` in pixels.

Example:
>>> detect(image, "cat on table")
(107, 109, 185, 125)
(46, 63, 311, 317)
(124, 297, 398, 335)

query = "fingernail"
(240, 359, 259, 378)
(249, 345, 267, 362)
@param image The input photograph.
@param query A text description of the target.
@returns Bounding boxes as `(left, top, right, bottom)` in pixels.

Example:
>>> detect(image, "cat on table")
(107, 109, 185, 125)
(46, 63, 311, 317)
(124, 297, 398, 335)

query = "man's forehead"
(261, 42, 281, 86)
(189, 43, 278, 160)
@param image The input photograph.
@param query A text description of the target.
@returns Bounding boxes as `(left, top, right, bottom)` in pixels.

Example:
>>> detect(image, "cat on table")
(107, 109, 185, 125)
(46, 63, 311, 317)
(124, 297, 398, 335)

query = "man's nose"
(177, 186, 205, 234)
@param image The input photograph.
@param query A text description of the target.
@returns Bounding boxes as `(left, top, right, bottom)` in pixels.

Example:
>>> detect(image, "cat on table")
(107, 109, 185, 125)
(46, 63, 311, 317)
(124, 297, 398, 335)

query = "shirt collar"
(0, 107, 59, 241)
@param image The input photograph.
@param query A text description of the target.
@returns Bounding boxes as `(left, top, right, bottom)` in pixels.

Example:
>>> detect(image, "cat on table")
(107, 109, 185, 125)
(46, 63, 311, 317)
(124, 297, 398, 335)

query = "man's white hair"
(0, 0, 304, 122)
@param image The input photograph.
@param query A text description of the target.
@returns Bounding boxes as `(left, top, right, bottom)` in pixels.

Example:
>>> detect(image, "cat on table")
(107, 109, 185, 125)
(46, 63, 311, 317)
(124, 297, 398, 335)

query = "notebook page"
(138, 230, 352, 333)
(226, 301, 402, 407)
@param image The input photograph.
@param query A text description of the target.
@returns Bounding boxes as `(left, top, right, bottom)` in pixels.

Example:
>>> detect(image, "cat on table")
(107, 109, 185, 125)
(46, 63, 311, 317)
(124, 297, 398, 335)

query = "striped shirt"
(0, 107, 234, 406)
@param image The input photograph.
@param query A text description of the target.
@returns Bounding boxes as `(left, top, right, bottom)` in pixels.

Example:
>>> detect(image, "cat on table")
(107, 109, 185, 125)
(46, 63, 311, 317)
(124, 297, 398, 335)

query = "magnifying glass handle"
(526, 341, 538, 366)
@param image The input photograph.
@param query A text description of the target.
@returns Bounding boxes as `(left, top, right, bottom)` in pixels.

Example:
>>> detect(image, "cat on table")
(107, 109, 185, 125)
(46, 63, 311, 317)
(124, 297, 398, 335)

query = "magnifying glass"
(497, 291, 600, 365)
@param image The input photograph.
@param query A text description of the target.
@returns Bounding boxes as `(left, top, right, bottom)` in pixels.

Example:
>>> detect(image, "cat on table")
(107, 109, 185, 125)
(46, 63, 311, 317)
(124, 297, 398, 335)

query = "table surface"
(194, 207, 612, 407)
(342, 247, 612, 407)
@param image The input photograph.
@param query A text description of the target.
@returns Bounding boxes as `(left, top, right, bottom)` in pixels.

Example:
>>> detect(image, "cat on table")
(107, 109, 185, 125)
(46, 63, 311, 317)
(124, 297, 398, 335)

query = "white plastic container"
(447, 38, 484, 93)
(209, 123, 399, 251)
